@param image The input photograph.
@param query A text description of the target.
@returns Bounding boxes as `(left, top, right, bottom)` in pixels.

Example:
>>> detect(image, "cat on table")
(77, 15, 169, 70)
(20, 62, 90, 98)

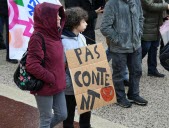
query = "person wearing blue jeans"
(140, 0, 169, 77)
(106, 48, 129, 86)
(110, 48, 143, 106)
(141, 41, 164, 77)
(101, 0, 148, 108)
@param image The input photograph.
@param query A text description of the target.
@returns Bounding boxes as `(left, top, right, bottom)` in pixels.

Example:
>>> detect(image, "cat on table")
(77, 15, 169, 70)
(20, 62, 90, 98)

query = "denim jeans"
(35, 92, 67, 128)
(107, 48, 129, 81)
(141, 40, 159, 74)
(110, 47, 142, 100)
(63, 95, 91, 128)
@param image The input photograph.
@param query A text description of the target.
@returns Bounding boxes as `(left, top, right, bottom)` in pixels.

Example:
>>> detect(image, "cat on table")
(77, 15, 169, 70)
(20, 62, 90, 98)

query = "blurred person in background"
(0, 0, 18, 63)
(141, 0, 169, 77)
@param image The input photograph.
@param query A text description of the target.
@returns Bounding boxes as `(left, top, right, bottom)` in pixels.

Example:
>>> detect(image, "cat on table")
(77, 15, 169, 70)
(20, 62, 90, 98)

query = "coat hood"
(61, 29, 77, 38)
(33, 2, 65, 40)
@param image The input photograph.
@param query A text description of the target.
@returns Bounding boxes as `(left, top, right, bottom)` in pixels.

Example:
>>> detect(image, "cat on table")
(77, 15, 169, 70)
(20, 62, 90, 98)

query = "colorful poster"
(8, 0, 61, 59)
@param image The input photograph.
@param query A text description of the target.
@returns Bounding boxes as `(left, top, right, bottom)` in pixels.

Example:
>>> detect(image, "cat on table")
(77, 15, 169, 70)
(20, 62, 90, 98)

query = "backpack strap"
(34, 32, 46, 67)
(34, 32, 46, 54)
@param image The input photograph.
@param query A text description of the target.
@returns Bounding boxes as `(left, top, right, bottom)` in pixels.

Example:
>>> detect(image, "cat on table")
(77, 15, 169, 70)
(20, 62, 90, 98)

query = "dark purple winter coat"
(26, 2, 66, 96)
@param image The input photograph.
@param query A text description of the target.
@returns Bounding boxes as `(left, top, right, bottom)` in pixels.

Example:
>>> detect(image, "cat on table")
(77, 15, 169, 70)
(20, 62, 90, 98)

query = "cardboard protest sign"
(7, 0, 61, 59)
(66, 43, 116, 114)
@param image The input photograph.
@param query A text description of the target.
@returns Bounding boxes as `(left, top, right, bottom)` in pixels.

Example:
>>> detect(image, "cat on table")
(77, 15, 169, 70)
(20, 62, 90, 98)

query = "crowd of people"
(1, 0, 169, 128)
(100, 0, 169, 108)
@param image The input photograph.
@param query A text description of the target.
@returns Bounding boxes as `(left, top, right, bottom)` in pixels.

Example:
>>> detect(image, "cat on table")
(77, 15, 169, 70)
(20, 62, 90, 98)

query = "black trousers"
(63, 95, 91, 128)
(0, 16, 7, 49)
(0, 15, 9, 58)
(0, 32, 5, 49)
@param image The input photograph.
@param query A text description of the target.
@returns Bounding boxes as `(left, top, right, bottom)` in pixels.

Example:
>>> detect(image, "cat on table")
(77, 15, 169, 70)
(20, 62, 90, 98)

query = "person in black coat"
(0, 0, 18, 63)
(0, 29, 5, 49)
(64, 0, 104, 45)
(94, 0, 106, 9)
(0, 0, 7, 50)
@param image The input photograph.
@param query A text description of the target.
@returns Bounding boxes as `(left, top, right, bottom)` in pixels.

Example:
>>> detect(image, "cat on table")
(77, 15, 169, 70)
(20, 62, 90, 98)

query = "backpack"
(13, 33, 46, 91)
(159, 41, 169, 71)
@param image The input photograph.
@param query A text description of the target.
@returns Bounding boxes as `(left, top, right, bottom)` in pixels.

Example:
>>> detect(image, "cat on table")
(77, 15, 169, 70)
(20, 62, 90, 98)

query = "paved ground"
(0, 96, 39, 128)
(0, 84, 126, 128)
(0, 30, 169, 128)
(0, 95, 79, 128)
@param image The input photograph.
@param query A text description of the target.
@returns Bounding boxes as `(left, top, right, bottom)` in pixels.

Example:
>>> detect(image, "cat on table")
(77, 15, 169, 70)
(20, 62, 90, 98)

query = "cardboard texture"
(66, 43, 116, 114)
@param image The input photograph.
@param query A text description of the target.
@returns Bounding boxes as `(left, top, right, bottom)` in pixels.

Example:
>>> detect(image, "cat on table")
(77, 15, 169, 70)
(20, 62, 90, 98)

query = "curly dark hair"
(64, 7, 88, 31)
